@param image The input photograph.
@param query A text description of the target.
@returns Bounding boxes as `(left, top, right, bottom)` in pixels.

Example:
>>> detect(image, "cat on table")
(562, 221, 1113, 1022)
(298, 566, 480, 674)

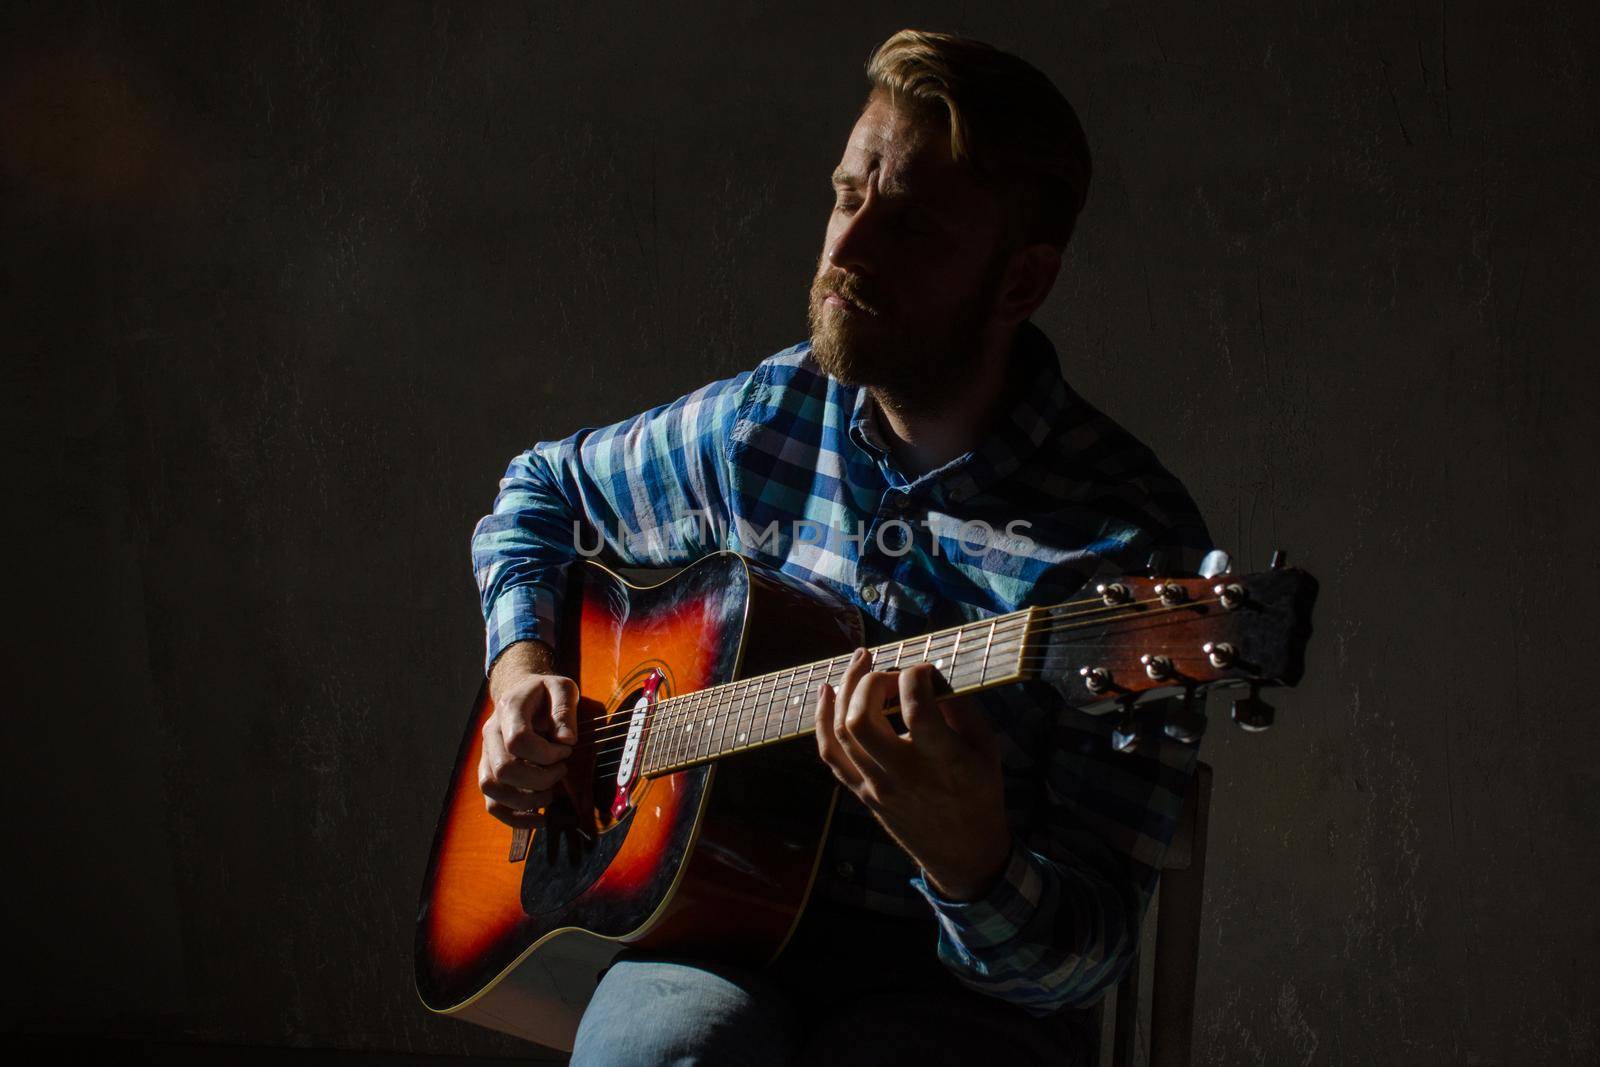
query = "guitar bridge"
(611, 668, 662, 819)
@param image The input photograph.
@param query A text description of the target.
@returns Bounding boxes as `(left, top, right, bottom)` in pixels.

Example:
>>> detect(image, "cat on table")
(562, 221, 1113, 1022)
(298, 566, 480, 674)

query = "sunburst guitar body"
(414, 553, 861, 1050)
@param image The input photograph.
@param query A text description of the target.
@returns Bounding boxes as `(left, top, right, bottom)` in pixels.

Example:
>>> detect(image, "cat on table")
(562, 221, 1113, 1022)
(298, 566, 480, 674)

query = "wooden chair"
(1107, 761, 1214, 1067)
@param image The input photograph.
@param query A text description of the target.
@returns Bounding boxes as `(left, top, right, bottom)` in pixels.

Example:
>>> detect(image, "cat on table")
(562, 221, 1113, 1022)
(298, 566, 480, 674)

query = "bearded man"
(470, 28, 1213, 1066)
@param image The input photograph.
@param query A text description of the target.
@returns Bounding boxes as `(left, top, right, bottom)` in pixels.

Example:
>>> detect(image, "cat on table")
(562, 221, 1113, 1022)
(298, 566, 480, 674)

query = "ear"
(993, 243, 1062, 325)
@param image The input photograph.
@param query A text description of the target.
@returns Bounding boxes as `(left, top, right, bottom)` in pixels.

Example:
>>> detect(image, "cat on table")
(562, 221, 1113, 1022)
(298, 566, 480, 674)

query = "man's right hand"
(480, 640, 579, 827)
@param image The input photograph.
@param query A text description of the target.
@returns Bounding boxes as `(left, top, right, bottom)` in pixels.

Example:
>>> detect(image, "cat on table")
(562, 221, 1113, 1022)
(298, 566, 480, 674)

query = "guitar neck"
(637, 608, 1038, 777)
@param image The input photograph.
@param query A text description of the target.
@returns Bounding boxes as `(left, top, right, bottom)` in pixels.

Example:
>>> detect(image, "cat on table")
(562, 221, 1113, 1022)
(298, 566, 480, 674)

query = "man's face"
(808, 92, 1011, 412)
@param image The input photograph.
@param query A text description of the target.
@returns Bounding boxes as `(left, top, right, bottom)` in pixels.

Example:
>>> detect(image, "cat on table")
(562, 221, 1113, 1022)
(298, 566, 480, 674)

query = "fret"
(794, 669, 808, 724)
(806, 660, 825, 730)
(998, 614, 1027, 681)
(784, 662, 812, 748)
(730, 684, 749, 749)
(703, 685, 727, 760)
(713, 685, 736, 760)
(675, 694, 700, 767)
(745, 673, 768, 745)
(697, 690, 718, 762)
(893, 639, 906, 669)
(683, 691, 705, 767)
(947, 627, 963, 690)
(811, 657, 835, 737)
(764, 672, 785, 748)
(688, 687, 720, 764)
(703, 686, 725, 757)
(778, 666, 799, 739)
(731, 680, 753, 752)
(966, 620, 990, 686)
(781, 668, 801, 740)
(727, 682, 749, 752)
(797, 659, 821, 733)
(795, 661, 818, 740)
(732, 681, 748, 755)
(728, 677, 753, 751)
(770, 671, 788, 744)
(985, 622, 1013, 686)
(672, 690, 697, 768)
(743, 675, 765, 747)
(765, 670, 789, 747)
(827, 653, 848, 723)
(979, 619, 998, 686)
(742, 675, 768, 751)
(651, 693, 678, 772)
(638, 699, 658, 774)
(688, 687, 713, 764)
(719, 680, 744, 755)
(650, 694, 673, 772)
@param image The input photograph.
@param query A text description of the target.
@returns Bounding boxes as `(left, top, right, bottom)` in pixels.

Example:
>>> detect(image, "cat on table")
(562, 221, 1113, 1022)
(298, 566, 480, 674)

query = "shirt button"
(860, 584, 879, 604)
(836, 860, 856, 880)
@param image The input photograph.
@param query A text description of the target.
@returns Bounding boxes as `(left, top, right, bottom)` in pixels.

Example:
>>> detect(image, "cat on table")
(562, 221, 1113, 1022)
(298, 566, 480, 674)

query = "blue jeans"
(571, 901, 1092, 1066)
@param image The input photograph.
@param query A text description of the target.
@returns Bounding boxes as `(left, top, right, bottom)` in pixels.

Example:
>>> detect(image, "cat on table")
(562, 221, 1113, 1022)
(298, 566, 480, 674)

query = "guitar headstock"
(1030, 550, 1319, 750)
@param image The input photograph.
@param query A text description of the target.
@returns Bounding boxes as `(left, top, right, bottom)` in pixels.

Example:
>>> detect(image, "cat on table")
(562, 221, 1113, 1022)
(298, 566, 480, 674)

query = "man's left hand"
(814, 647, 1012, 902)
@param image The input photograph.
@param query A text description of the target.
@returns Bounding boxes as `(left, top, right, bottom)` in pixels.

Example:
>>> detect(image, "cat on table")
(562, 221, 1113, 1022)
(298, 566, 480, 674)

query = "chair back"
(1108, 760, 1213, 1067)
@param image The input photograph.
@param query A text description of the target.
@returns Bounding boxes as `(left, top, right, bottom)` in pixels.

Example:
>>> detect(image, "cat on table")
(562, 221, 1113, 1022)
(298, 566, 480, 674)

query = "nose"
(827, 196, 881, 277)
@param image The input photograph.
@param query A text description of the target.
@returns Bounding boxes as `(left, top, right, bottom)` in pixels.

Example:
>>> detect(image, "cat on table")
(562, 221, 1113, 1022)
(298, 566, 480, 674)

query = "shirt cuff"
(910, 838, 1051, 953)
(483, 581, 561, 676)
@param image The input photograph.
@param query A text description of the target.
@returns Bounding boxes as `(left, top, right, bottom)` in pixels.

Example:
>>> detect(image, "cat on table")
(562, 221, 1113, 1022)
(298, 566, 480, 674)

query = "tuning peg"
(1198, 549, 1232, 579)
(1230, 683, 1276, 732)
(1110, 704, 1143, 753)
(1269, 549, 1288, 570)
(1145, 550, 1167, 576)
(1162, 688, 1207, 744)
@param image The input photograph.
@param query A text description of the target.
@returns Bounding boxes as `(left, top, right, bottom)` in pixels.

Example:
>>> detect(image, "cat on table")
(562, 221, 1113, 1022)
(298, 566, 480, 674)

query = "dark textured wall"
(4, 1, 1596, 1063)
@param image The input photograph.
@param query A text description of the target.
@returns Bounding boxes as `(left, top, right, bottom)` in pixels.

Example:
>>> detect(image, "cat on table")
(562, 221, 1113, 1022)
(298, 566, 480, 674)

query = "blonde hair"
(864, 29, 1091, 248)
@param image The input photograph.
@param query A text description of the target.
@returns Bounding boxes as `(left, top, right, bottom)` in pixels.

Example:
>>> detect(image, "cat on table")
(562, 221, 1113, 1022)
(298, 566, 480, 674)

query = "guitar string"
(628, 597, 1227, 775)
(573, 596, 1222, 752)
(575, 597, 1220, 755)
(587, 598, 1230, 775)
(579, 629, 1208, 761)
(569, 609, 1040, 748)
(573, 615, 1041, 750)
(582, 636, 1207, 773)
(566, 592, 1196, 748)
(591, 640, 1224, 778)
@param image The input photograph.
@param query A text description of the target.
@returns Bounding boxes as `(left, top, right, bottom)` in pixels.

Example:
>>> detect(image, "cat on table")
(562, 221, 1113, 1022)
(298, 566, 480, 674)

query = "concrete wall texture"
(4, 2, 1596, 1063)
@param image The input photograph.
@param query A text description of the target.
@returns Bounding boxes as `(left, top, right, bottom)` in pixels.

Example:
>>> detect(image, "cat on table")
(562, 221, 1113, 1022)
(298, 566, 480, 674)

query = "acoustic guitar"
(414, 549, 1317, 1049)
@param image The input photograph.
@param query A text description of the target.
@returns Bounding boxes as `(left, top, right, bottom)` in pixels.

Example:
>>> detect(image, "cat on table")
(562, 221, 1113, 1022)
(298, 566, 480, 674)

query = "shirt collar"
(846, 320, 1078, 502)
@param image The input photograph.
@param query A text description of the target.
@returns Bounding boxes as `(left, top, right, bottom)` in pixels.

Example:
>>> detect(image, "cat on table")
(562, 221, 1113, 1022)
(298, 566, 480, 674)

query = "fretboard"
(637, 607, 1037, 776)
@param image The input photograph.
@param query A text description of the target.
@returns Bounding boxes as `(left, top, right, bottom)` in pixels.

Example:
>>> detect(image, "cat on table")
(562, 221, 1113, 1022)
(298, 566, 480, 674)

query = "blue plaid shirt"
(472, 320, 1213, 1014)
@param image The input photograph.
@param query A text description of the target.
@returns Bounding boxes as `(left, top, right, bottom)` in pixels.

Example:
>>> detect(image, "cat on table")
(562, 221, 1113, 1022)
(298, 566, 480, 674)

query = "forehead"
(833, 93, 995, 215)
